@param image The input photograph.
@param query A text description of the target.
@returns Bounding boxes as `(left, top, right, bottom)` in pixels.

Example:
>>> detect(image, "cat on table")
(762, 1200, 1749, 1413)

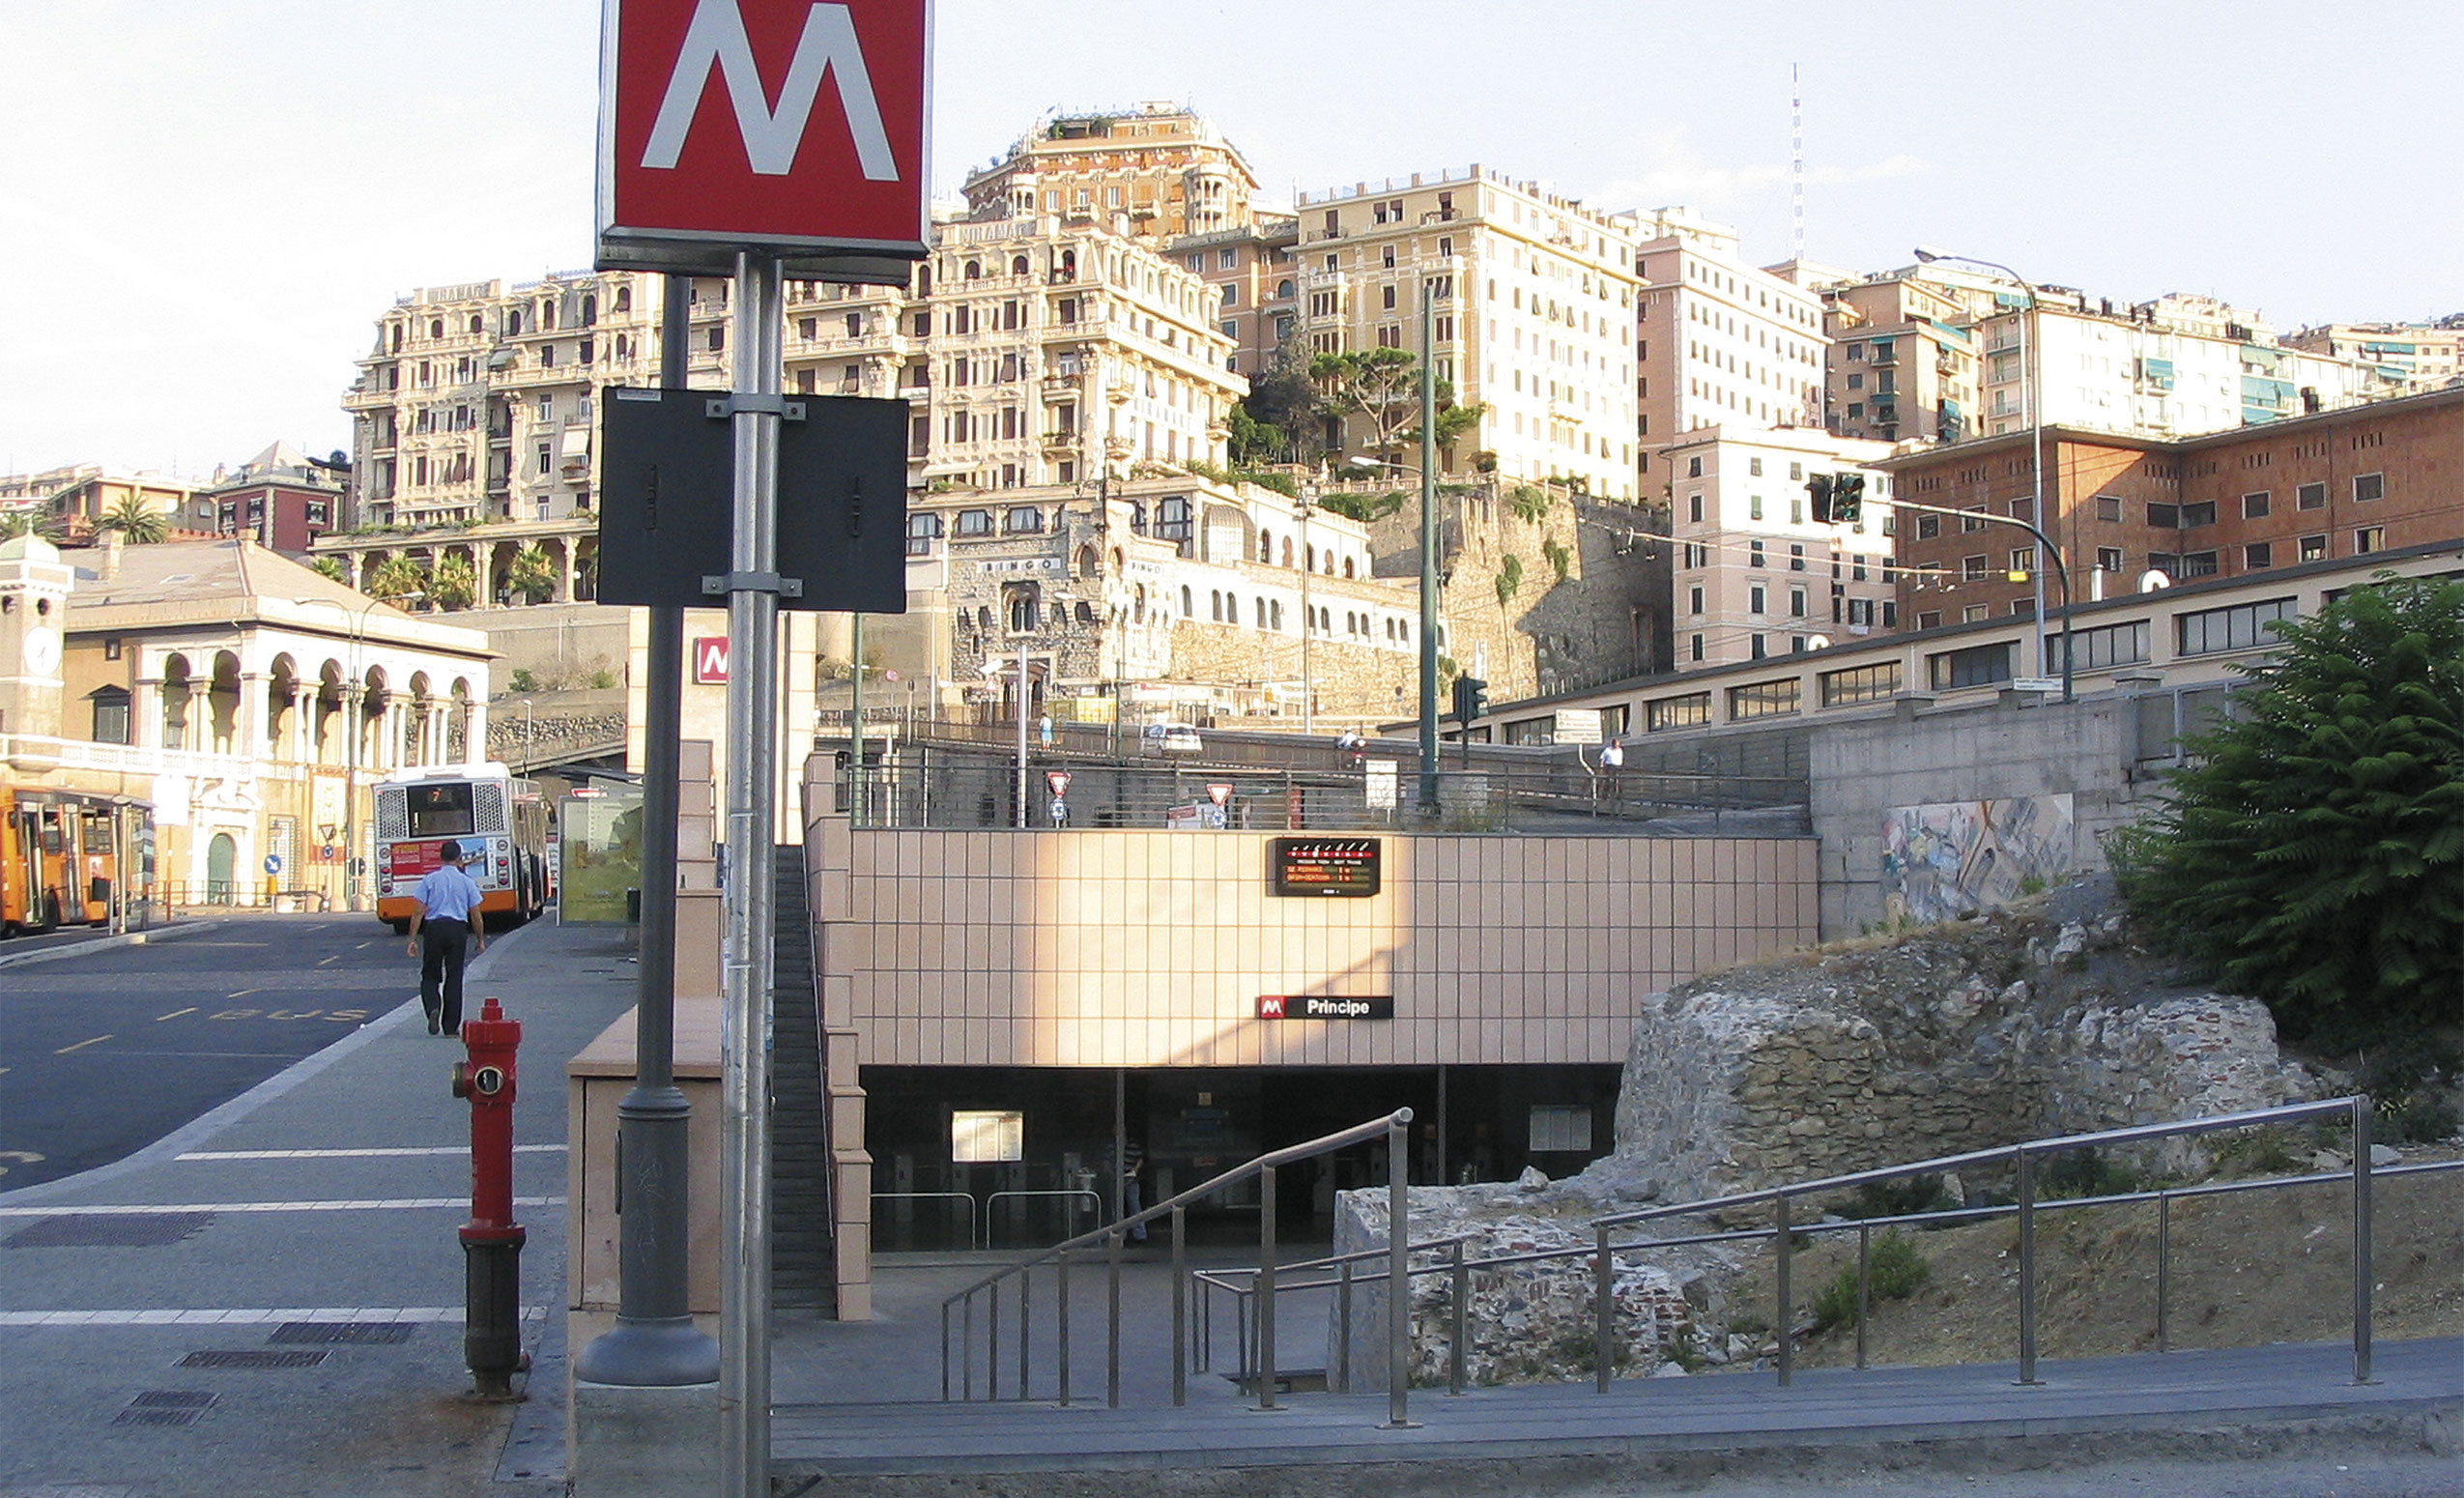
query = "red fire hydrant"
(452, 996, 526, 1397)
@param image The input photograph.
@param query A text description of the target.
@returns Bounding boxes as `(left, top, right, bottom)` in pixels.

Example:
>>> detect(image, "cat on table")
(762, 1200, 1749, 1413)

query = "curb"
(0, 918, 227, 971)
(0, 917, 544, 1206)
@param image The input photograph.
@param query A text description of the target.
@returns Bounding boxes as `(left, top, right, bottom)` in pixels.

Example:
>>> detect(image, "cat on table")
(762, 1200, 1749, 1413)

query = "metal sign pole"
(575, 272, 717, 1391)
(718, 250, 784, 1498)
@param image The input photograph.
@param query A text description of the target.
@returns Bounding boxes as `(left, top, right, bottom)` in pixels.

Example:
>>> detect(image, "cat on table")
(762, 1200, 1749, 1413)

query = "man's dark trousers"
(419, 918, 473, 1034)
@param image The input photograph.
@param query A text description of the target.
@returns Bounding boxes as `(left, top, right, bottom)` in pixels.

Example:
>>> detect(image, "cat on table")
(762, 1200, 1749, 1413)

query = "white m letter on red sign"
(642, 0, 900, 180)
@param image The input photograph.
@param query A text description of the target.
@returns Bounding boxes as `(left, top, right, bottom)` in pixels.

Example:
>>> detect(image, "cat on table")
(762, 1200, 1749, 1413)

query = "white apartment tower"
(1633, 208, 1830, 482)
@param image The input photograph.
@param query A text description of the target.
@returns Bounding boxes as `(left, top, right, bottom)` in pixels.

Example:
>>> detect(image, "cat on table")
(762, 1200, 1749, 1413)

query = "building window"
(2242, 491, 2271, 520)
(2353, 473, 2384, 503)
(1963, 554, 1990, 581)
(1749, 496, 1762, 521)
(904, 513, 943, 557)
(1687, 493, 1703, 523)
(2096, 494, 2123, 523)
(1687, 456, 1703, 477)
(2180, 501, 2217, 529)
(1928, 641, 2014, 690)
(2299, 533, 2328, 562)
(90, 687, 131, 745)
(2297, 481, 2327, 510)
(2178, 597, 2297, 656)
(1748, 585, 1766, 615)
(1915, 514, 1940, 539)
(1647, 692, 1711, 730)
(1819, 661, 1903, 706)
(1003, 505, 1044, 534)
(1687, 586, 1704, 616)
(1789, 587, 1807, 618)
(2054, 619, 2150, 673)
(1002, 583, 1043, 633)
(2097, 545, 2124, 573)
(2244, 541, 2273, 570)
(1789, 543, 1806, 571)
(1728, 678, 1800, 720)
(1688, 634, 1704, 663)
(2354, 525, 2385, 554)
(1961, 508, 1987, 533)
(955, 508, 993, 536)
(2147, 502, 2181, 529)
(2009, 547, 2033, 575)
(1748, 540, 1765, 568)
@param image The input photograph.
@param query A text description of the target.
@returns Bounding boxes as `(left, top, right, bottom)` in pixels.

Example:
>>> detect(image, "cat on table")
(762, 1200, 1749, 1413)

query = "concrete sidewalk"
(0, 915, 643, 1498)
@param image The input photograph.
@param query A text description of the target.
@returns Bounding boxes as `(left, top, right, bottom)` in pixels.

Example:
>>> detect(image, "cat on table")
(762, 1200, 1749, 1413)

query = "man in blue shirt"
(406, 839, 487, 1036)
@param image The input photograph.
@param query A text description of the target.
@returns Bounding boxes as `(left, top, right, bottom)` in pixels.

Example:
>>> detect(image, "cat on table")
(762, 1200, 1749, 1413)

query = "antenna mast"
(1791, 64, 1806, 264)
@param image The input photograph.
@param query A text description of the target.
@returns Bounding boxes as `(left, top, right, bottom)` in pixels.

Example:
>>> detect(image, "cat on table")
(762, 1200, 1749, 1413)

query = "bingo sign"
(1269, 838, 1382, 898)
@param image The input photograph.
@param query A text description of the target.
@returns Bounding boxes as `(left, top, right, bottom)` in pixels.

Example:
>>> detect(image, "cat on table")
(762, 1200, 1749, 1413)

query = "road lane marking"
(54, 1034, 113, 1054)
(0, 1307, 550, 1327)
(156, 1007, 200, 1022)
(317, 955, 339, 965)
(226, 989, 260, 999)
(179, 1145, 566, 1161)
(0, 1196, 563, 1217)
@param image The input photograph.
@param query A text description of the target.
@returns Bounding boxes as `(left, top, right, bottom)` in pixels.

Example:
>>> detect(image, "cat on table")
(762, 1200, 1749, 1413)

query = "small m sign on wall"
(598, 0, 931, 273)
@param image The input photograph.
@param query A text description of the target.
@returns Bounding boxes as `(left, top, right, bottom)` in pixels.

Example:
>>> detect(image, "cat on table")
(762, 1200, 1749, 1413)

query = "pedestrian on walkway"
(406, 839, 486, 1036)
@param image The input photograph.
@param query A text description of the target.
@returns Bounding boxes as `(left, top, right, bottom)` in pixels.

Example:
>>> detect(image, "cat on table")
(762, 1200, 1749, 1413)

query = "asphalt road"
(0, 913, 415, 1191)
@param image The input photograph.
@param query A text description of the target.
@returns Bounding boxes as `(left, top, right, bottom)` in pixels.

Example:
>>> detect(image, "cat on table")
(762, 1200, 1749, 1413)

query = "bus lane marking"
(55, 1035, 113, 1054)
(226, 989, 260, 999)
(157, 1007, 200, 1022)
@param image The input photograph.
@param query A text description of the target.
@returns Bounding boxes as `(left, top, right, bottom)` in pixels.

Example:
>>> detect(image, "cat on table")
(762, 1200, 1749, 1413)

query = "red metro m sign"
(597, 0, 931, 275)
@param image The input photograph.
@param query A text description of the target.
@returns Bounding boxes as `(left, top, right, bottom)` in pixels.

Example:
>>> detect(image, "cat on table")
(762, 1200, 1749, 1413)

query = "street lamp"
(1912, 245, 2055, 686)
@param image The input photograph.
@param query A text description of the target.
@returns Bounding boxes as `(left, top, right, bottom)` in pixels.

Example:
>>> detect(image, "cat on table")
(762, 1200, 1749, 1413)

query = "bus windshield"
(407, 784, 476, 838)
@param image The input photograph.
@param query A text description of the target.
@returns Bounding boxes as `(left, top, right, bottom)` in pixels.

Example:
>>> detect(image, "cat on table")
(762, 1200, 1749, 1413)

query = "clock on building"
(21, 623, 60, 676)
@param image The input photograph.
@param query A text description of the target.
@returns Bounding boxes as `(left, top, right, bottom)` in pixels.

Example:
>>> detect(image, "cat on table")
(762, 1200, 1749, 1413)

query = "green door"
(206, 833, 237, 905)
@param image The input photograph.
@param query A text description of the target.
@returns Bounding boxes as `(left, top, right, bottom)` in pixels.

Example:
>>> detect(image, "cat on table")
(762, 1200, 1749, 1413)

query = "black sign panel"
(1257, 994, 1394, 1021)
(596, 388, 909, 613)
(1269, 837, 1381, 897)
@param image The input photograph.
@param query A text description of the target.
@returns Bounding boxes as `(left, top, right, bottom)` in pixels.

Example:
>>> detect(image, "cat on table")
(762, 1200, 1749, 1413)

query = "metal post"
(1106, 1229, 1123, 1408)
(960, 1293, 973, 1401)
(1111, 1068, 1127, 1226)
(2016, 1147, 2040, 1385)
(988, 1270, 1001, 1401)
(1593, 1226, 1614, 1395)
(1171, 1206, 1188, 1407)
(1435, 1065, 1448, 1187)
(1855, 1222, 1871, 1371)
(1017, 1267, 1031, 1400)
(1336, 1257, 1354, 1394)
(1015, 639, 1028, 827)
(1384, 1111, 1416, 1427)
(2156, 1191, 2170, 1354)
(1416, 279, 1441, 816)
(1447, 1239, 1468, 1396)
(1055, 1247, 1072, 1407)
(849, 612, 865, 824)
(718, 251, 784, 1498)
(939, 1303, 950, 1401)
(1257, 1163, 1278, 1410)
(576, 272, 716, 1393)
(2352, 1094, 2374, 1385)
(1774, 1194, 1792, 1388)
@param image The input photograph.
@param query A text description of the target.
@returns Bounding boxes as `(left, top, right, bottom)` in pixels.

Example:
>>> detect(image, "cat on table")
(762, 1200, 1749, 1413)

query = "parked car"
(1140, 722, 1205, 756)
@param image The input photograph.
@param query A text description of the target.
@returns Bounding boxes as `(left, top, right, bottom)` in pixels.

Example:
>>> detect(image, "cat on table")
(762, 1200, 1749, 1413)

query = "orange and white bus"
(373, 764, 551, 934)
(1, 788, 151, 936)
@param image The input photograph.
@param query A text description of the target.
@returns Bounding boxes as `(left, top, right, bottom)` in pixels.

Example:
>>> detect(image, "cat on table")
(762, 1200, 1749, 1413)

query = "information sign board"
(1269, 837, 1382, 898)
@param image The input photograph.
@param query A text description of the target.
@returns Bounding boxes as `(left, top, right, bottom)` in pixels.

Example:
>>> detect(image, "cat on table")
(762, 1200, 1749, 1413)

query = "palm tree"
(310, 557, 348, 584)
(1, 509, 63, 542)
(365, 554, 427, 604)
(98, 495, 169, 544)
(428, 554, 477, 610)
(504, 545, 557, 604)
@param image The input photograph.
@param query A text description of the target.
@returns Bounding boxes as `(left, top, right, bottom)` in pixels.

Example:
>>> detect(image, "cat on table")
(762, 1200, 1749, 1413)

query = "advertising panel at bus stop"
(596, 0, 931, 277)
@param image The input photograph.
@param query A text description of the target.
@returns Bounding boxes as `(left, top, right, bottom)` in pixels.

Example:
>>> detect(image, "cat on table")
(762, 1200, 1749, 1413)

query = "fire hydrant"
(452, 996, 526, 1397)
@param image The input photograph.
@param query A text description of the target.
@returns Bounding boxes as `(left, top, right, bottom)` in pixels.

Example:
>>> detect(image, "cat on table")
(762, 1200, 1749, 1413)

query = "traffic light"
(1806, 473, 1835, 524)
(1833, 473, 1866, 524)
(1451, 675, 1488, 724)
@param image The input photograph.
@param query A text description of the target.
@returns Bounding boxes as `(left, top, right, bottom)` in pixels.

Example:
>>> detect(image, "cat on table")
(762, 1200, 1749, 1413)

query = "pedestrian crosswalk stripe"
(176, 1145, 566, 1161)
(0, 1196, 562, 1217)
(0, 1307, 551, 1327)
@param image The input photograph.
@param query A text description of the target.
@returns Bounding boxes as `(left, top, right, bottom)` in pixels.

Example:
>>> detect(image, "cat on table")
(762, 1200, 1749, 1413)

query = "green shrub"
(2040, 1147, 2147, 1200)
(1839, 1173, 1956, 1222)
(1810, 1230, 1930, 1333)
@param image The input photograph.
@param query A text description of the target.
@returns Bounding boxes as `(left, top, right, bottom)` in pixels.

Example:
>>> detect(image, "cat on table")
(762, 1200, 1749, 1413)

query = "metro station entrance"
(862, 1062, 1621, 1253)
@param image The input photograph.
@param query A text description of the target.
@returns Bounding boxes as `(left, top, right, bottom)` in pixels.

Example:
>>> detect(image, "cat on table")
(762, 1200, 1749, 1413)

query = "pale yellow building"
(1294, 166, 1644, 501)
(960, 102, 1264, 240)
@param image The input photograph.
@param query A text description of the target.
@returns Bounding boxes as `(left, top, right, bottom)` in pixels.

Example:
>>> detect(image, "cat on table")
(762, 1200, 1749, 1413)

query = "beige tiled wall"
(806, 820, 1818, 1071)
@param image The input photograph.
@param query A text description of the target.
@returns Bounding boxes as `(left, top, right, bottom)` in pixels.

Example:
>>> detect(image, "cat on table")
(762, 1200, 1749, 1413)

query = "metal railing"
(1190, 1096, 2446, 1403)
(1591, 1096, 2407, 1391)
(983, 1188, 1103, 1250)
(870, 1191, 976, 1252)
(940, 1110, 1418, 1426)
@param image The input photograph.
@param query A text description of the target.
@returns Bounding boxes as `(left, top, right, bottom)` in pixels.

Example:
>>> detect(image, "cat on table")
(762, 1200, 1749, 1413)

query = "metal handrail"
(982, 1188, 1102, 1251)
(940, 1109, 1417, 1426)
(1193, 1096, 2444, 1398)
(1592, 1095, 2386, 1392)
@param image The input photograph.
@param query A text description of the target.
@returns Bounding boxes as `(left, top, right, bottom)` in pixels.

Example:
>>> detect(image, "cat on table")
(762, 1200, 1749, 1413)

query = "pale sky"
(3, 0, 2456, 478)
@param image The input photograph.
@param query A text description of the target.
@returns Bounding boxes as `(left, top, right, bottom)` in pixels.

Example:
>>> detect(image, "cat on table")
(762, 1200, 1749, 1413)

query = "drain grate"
(112, 1391, 216, 1426)
(268, 1320, 416, 1345)
(7, 1213, 215, 1249)
(180, 1349, 328, 1368)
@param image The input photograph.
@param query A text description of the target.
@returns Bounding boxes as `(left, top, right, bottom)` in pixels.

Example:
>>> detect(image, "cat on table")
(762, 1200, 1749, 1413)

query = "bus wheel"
(387, 917, 411, 936)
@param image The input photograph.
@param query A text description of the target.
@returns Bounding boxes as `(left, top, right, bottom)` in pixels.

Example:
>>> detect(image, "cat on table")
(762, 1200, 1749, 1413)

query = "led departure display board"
(1269, 837, 1381, 898)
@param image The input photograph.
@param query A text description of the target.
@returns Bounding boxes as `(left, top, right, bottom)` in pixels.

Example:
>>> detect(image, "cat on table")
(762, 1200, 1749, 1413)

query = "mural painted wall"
(1881, 794, 2075, 924)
